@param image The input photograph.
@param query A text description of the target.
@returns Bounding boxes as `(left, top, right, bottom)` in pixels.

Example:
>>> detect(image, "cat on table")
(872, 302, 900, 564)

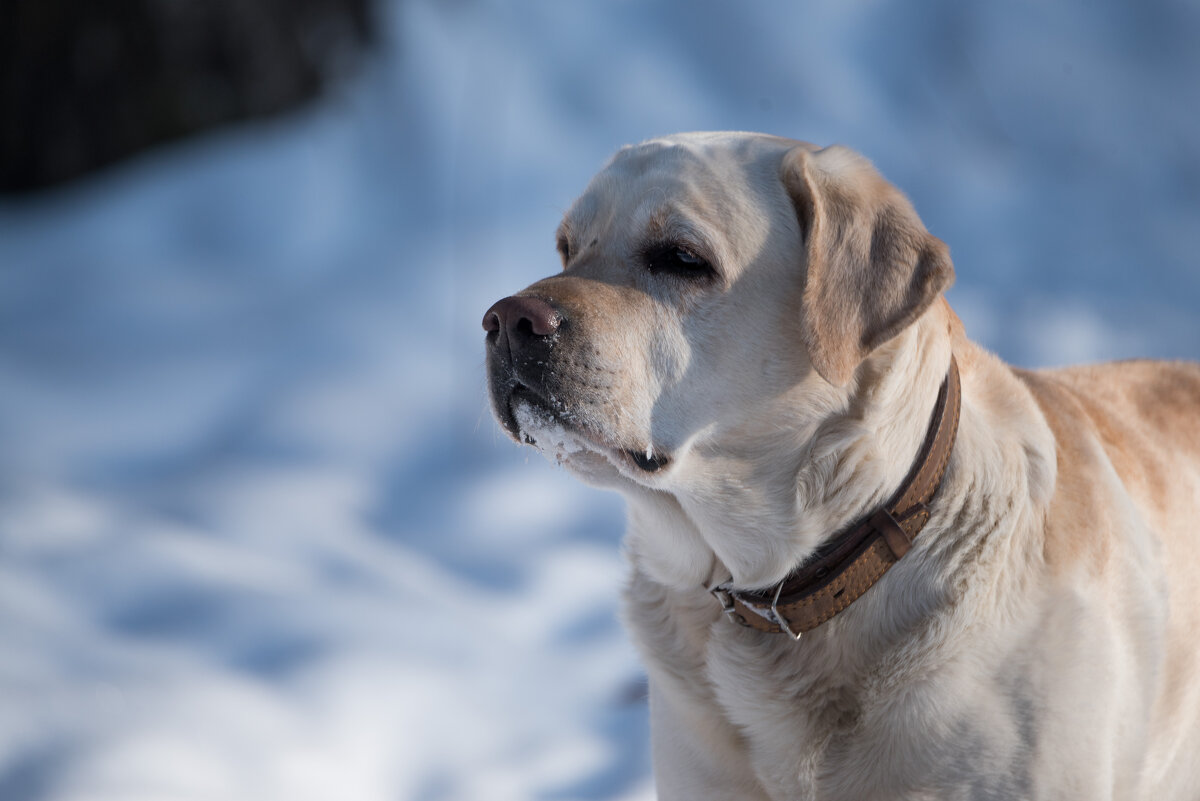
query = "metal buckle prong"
(770, 579, 802, 641)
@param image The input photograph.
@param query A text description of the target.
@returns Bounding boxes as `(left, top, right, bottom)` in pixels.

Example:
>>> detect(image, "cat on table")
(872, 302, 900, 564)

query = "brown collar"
(710, 355, 961, 639)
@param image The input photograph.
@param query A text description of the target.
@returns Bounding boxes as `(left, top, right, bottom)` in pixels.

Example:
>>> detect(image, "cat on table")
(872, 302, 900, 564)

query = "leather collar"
(710, 355, 961, 639)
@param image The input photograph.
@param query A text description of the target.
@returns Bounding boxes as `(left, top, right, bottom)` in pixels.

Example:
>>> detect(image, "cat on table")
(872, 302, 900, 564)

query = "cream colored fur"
(488, 132, 1200, 800)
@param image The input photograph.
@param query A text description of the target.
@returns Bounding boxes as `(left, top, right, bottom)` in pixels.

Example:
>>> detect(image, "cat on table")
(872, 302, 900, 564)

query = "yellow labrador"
(483, 132, 1200, 800)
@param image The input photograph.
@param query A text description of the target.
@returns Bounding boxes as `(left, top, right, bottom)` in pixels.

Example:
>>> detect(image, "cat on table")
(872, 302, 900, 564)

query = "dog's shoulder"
(1013, 360, 1200, 575)
(1018, 359, 1200, 466)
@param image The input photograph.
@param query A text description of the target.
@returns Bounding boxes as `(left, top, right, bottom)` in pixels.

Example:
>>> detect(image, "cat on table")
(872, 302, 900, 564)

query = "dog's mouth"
(499, 382, 670, 474)
(626, 446, 669, 473)
(497, 383, 539, 440)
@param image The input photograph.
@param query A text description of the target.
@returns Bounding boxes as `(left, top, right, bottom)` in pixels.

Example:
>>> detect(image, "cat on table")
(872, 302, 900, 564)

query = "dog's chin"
(496, 389, 672, 488)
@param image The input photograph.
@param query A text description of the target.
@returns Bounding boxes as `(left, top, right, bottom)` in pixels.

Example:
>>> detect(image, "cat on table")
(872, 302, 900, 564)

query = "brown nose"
(482, 295, 563, 342)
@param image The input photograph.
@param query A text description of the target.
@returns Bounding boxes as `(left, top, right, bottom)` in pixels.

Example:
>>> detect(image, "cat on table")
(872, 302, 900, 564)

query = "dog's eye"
(645, 245, 714, 279)
(557, 237, 572, 265)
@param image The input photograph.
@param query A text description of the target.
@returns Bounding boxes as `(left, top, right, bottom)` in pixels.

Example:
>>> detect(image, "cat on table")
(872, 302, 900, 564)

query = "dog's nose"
(482, 295, 563, 344)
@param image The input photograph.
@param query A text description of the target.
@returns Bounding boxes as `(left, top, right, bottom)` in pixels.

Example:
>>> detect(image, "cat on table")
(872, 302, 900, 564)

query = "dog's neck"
(625, 305, 959, 592)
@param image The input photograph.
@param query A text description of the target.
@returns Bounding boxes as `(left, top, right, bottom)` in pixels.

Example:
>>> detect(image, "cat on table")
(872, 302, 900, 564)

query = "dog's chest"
(702, 623, 1037, 801)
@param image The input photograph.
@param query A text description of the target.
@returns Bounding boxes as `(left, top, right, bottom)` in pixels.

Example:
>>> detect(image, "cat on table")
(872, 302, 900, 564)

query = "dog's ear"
(781, 145, 954, 386)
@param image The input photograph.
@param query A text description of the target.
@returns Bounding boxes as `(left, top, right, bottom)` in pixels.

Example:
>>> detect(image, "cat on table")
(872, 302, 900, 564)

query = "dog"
(483, 132, 1200, 800)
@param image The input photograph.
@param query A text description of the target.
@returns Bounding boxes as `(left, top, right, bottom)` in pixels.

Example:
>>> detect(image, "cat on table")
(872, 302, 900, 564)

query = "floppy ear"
(781, 145, 954, 386)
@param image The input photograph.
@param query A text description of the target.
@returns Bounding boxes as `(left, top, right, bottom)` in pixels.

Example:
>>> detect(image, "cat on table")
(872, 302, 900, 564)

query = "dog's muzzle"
(483, 294, 564, 436)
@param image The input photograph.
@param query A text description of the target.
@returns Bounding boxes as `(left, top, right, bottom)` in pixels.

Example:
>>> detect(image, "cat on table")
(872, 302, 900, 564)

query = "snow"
(514, 401, 589, 464)
(1, 1, 1198, 799)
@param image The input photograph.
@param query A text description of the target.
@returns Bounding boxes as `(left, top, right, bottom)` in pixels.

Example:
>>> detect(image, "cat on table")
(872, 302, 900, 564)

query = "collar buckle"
(709, 579, 803, 640)
(709, 581, 736, 614)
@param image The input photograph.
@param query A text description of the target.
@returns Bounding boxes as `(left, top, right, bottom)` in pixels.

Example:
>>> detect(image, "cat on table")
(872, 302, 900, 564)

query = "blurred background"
(0, 1, 1198, 799)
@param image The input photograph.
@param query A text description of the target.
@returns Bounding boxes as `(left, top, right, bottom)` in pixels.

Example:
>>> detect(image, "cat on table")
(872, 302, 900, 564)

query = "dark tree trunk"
(0, 0, 373, 194)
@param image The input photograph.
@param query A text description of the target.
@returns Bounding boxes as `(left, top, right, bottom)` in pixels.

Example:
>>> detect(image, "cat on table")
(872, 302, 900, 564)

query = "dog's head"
(484, 133, 953, 562)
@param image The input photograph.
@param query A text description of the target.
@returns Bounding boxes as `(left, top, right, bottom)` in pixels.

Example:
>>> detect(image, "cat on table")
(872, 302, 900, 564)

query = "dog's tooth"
(630, 450, 663, 472)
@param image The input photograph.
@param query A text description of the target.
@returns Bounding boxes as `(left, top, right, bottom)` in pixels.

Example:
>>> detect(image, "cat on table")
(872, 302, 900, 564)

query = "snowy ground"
(1, 1, 1198, 799)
